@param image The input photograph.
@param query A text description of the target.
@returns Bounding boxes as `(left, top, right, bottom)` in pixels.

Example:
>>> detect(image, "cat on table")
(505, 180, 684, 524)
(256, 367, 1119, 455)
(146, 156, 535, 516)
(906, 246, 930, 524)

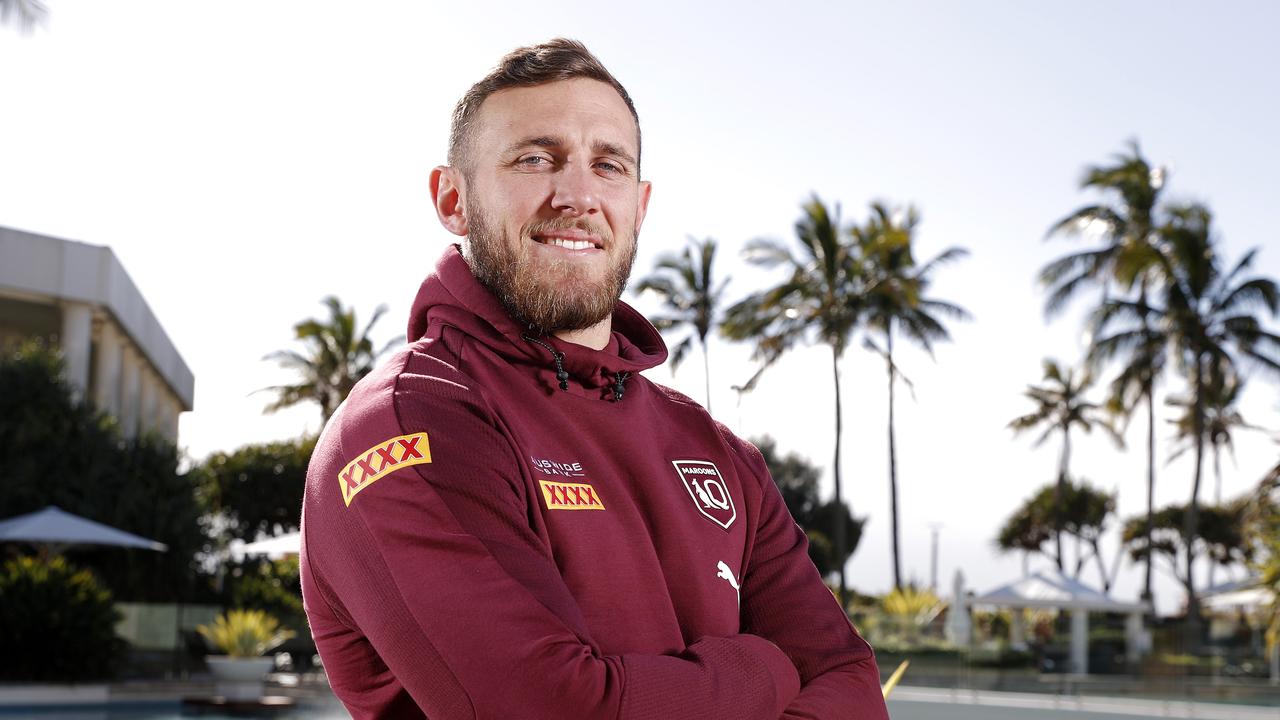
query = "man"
(300, 39, 888, 719)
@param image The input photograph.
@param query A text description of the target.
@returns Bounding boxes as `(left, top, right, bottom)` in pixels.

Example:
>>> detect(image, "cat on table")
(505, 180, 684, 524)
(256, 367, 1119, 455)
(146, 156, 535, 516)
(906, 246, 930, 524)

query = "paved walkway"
(888, 687, 1279, 720)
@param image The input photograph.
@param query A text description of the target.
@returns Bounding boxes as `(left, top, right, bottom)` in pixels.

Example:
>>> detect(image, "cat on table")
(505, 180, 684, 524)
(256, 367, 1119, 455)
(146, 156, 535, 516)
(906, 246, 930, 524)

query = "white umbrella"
(0, 505, 168, 553)
(1202, 586, 1275, 611)
(235, 531, 300, 559)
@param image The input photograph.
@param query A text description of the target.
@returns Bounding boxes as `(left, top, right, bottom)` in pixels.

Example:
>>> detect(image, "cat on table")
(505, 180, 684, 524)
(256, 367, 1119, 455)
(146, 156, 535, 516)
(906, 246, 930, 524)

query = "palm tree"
(0, 0, 46, 31)
(1149, 205, 1279, 624)
(1094, 205, 1280, 629)
(633, 237, 729, 411)
(262, 296, 403, 425)
(855, 202, 970, 590)
(1043, 141, 1168, 604)
(722, 194, 865, 605)
(1008, 358, 1117, 571)
(1166, 372, 1260, 588)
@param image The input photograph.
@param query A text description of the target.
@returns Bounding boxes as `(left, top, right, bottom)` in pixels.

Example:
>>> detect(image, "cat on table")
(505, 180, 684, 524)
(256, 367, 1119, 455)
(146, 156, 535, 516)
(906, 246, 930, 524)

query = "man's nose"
(549, 161, 601, 217)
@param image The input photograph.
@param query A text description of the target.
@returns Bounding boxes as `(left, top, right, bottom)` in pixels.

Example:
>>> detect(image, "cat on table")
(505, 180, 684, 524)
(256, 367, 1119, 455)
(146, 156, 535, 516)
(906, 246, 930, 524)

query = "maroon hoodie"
(300, 245, 887, 719)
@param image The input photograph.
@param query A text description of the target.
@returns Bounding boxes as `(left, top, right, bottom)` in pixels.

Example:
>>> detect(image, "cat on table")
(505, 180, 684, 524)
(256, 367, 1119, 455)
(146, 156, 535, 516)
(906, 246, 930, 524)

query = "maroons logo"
(671, 460, 736, 530)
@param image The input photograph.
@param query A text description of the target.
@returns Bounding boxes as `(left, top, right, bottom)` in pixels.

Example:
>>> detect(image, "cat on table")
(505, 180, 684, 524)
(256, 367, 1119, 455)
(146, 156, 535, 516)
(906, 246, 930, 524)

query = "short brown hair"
(448, 38, 641, 173)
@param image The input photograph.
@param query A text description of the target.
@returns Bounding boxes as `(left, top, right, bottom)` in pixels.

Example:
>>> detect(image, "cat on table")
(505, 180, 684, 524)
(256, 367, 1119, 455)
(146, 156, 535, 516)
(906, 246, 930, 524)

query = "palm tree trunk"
(1055, 424, 1070, 572)
(831, 343, 847, 608)
(1143, 377, 1156, 608)
(1208, 445, 1222, 589)
(1184, 354, 1206, 652)
(887, 328, 902, 590)
(1092, 538, 1112, 592)
(701, 337, 712, 413)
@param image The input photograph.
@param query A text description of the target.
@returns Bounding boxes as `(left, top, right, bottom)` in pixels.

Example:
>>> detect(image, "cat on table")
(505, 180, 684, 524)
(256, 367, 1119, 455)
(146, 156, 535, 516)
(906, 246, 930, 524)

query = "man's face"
(457, 78, 651, 333)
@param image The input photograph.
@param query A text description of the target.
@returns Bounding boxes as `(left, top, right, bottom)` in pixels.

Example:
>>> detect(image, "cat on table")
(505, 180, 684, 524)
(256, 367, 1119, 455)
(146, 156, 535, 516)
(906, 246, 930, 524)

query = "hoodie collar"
(408, 245, 668, 397)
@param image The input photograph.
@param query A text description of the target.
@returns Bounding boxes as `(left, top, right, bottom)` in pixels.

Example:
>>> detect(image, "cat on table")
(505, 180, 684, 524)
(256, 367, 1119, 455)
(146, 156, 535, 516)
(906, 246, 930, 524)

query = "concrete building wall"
(0, 226, 194, 441)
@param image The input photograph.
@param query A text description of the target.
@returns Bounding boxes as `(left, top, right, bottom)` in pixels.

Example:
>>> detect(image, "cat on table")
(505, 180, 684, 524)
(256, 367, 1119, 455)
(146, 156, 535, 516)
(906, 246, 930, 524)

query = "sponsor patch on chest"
(539, 480, 605, 511)
(338, 432, 431, 507)
(671, 460, 737, 530)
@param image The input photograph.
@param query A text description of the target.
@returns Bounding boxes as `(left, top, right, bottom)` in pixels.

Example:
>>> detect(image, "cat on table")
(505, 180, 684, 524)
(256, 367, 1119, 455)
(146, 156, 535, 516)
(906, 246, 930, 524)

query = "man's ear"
(430, 166, 468, 237)
(634, 180, 653, 235)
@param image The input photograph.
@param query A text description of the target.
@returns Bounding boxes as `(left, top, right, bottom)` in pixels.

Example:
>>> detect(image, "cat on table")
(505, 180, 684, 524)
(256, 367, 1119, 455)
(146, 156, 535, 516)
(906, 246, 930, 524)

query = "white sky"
(2, 1, 1278, 613)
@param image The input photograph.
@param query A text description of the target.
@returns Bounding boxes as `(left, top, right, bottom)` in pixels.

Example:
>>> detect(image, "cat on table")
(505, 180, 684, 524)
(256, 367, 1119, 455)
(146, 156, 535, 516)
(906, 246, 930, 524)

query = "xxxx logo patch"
(539, 480, 605, 511)
(338, 432, 431, 507)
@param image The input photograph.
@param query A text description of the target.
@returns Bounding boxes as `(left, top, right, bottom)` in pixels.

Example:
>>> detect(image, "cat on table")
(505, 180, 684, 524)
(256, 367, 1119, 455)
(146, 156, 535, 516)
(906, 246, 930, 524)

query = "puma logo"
(716, 561, 741, 609)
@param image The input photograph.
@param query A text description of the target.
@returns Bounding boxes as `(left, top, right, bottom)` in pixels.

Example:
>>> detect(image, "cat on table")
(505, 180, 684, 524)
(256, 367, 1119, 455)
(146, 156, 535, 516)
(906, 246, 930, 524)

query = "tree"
(194, 436, 317, 543)
(1044, 141, 1168, 604)
(754, 436, 865, 579)
(1244, 458, 1279, 678)
(1166, 372, 1262, 585)
(1098, 205, 1280, 625)
(1008, 358, 1118, 570)
(855, 201, 970, 590)
(722, 195, 866, 604)
(0, 0, 46, 32)
(995, 479, 1118, 590)
(1122, 500, 1253, 605)
(262, 295, 402, 425)
(0, 342, 211, 602)
(633, 237, 729, 410)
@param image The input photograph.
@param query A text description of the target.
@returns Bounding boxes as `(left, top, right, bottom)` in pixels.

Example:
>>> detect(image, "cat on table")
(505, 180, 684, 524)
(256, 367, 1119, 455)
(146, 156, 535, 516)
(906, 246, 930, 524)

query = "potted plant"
(197, 609, 296, 700)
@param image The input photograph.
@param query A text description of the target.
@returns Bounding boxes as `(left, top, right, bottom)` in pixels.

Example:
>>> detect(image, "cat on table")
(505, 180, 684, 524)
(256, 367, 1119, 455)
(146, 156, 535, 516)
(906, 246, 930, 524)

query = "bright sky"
(3, 1, 1278, 613)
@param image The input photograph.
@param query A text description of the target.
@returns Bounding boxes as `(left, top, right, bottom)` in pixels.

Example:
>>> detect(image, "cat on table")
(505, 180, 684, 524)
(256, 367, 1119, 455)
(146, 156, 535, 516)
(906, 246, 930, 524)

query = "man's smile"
(531, 229, 605, 252)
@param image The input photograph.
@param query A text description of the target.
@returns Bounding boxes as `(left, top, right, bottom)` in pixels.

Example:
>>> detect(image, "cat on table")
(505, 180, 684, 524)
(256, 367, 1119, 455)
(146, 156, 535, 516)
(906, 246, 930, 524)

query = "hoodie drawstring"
(612, 371, 630, 402)
(522, 334, 631, 402)
(522, 334, 570, 391)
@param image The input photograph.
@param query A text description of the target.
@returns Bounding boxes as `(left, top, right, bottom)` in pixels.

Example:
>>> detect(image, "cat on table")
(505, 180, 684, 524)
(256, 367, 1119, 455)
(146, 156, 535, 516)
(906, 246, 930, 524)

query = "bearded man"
(300, 39, 888, 720)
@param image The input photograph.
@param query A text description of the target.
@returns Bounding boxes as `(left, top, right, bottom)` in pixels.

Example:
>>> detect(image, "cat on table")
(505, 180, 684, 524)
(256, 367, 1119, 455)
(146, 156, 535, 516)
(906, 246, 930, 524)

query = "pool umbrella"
(0, 505, 168, 554)
(235, 531, 300, 559)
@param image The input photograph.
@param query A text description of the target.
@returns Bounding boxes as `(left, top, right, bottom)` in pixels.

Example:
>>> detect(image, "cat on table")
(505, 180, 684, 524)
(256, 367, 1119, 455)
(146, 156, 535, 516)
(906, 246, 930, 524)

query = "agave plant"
(198, 609, 296, 658)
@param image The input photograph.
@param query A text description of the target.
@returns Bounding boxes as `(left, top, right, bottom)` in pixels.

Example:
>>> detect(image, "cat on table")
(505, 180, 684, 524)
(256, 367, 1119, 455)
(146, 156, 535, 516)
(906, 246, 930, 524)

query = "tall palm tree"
(633, 237, 729, 411)
(1008, 359, 1117, 571)
(856, 202, 970, 590)
(1150, 205, 1279, 624)
(262, 296, 403, 425)
(722, 195, 865, 605)
(1043, 141, 1168, 603)
(1094, 205, 1280, 628)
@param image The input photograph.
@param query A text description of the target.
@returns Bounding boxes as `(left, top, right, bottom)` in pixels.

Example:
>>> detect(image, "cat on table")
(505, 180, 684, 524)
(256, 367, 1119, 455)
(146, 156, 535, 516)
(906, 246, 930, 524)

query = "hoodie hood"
(408, 245, 667, 397)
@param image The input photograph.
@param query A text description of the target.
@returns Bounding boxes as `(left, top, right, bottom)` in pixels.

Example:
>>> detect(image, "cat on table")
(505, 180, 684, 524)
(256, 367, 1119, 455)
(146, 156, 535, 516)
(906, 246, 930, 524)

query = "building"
(0, 225, 194, 441)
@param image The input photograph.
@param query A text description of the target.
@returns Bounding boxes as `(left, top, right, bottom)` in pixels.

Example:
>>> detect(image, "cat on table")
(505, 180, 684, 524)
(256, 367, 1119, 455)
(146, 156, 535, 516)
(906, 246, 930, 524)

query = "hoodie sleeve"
(301, 371, 800, 720)
(733, 437, 890, 720)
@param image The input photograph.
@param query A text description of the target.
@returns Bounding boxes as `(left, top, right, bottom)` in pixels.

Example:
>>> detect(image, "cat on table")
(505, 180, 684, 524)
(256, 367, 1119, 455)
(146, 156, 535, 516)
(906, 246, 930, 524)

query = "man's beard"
(465, 200, 638, 334)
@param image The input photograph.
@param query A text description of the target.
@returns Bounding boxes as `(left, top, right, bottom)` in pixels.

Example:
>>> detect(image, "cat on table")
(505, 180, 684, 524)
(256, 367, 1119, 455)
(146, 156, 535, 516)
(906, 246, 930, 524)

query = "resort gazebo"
(971, 571, 1151, 675)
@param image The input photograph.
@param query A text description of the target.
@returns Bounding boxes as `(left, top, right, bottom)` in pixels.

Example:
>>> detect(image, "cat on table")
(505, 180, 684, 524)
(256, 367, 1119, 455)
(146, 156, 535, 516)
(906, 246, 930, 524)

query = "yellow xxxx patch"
(339, 432, 431, 507)
(539, 480, 605, 511)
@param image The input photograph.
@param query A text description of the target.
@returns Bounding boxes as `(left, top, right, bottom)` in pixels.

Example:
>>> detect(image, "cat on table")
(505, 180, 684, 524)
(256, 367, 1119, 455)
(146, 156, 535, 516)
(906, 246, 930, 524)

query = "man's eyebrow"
(505, 136, 563, 154)
(592, 140, 637, 168)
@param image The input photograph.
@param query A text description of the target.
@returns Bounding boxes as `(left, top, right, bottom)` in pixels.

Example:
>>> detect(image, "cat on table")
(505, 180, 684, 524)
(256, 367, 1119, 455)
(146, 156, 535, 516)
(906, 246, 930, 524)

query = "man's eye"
(595, 161, 624, 174)
(519, 156, 551, 166)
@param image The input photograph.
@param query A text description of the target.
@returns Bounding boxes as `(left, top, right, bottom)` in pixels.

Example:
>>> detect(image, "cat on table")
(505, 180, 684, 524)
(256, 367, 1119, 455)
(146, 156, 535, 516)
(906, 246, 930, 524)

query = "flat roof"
(0, 225, 194, 409)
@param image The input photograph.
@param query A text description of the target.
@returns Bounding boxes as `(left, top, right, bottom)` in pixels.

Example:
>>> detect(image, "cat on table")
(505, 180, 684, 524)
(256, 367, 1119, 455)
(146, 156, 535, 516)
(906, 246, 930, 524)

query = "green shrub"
(198, 609, 295, 658)
(1, 342, 213, 603)
(227, 557, 305, 631)
(0, 556, 124, 681)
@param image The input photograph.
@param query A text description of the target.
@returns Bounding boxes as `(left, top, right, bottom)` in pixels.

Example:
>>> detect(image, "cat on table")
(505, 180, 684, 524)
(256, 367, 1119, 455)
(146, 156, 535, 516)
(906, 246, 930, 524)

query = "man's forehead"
(471, 78, 639, 155)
